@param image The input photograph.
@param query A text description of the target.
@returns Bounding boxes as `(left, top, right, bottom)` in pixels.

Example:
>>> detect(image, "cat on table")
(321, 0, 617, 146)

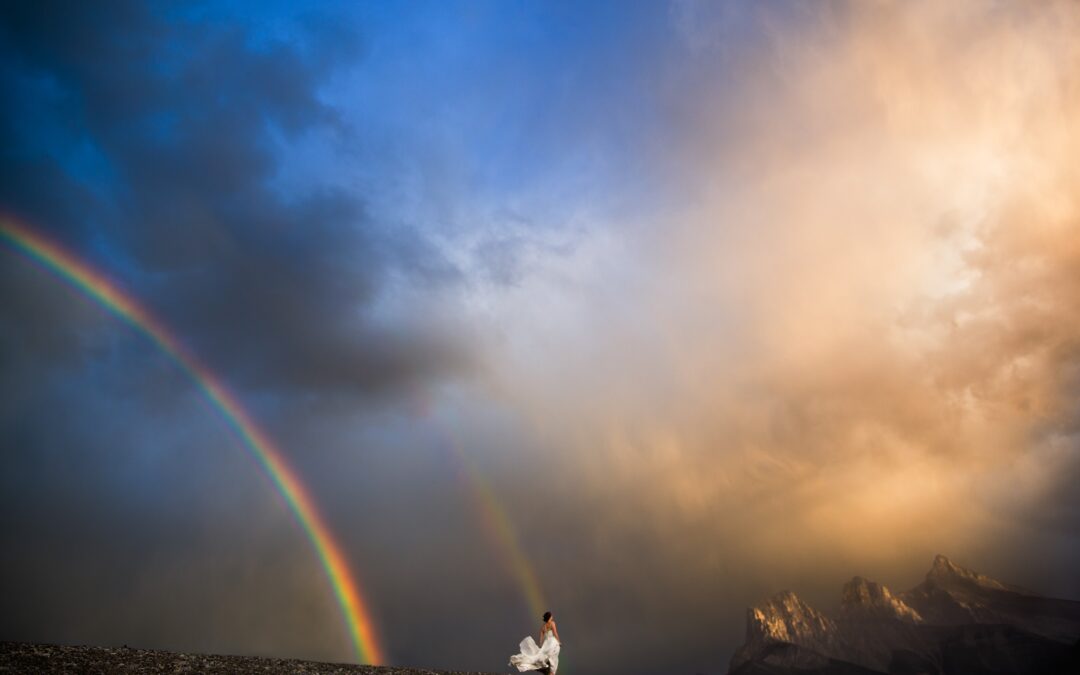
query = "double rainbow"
(0, 216, 386, 665)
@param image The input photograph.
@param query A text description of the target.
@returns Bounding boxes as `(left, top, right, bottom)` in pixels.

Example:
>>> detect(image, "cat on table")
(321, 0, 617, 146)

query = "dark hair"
(543, 611, 552, 623)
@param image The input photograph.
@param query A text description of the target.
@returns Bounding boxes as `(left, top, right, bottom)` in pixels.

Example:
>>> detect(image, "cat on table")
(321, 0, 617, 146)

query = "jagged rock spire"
(730, 590, 841, 670)
(840, 576, 922, 623)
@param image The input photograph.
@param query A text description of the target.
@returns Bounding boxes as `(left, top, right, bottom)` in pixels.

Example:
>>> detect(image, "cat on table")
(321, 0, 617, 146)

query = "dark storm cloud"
(0, 2, 472, 664)
(0, 0, 466, 399)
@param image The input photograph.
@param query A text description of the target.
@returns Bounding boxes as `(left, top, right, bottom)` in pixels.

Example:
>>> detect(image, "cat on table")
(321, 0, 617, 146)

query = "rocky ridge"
(730, 555, 1080, 675)
(841, 576, 923, 623)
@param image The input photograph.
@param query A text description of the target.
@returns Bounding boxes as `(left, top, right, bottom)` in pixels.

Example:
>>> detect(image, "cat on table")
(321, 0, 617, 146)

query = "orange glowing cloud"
(469, 0, 1080, 586)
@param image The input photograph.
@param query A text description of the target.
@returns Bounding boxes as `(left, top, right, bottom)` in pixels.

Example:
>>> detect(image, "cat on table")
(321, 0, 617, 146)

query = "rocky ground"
(0, 642, 506, 675)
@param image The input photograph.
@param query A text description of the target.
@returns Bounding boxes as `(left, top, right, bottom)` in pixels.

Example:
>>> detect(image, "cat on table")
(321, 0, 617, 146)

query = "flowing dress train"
(509, 628, 560, 674)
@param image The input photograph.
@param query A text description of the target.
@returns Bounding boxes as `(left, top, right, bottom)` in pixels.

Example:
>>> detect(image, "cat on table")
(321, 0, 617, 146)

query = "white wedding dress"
(509, 626, 560, 673)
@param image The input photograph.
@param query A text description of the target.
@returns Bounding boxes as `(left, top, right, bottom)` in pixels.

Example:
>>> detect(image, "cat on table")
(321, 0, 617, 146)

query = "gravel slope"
(0, 642, 507, 675)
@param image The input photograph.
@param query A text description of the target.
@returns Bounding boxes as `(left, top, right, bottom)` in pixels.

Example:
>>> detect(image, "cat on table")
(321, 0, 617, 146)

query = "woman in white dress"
(509, 611, 561, 674)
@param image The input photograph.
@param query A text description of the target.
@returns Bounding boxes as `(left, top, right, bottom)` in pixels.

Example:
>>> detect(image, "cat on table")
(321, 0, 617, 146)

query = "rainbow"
(0, 216, 386, 665)
(443, 433, 546, 621)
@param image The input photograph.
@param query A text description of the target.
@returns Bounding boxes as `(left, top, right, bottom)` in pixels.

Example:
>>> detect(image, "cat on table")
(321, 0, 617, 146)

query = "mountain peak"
(840, 576, 922, 623)
(930, 554, 960, 575)
(749, 590, 835, 641)
(731, 590, 841, 670)
(925, 554, 1017, 593)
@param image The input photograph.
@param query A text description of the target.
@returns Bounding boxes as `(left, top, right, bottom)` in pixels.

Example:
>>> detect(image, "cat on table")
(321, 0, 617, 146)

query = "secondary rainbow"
(459, 447, 546, 619)
(0, 216, 386, 665)
(442, 431, 546, 620)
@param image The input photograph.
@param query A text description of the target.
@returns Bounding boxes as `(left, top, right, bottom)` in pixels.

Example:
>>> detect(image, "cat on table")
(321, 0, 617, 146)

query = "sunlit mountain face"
(2, 2, 1079, 674)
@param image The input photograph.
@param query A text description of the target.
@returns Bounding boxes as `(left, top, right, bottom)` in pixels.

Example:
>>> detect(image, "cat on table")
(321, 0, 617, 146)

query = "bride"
(509, 611, 561, 674)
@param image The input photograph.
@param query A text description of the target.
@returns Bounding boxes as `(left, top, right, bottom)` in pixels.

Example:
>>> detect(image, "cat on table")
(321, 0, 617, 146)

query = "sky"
(2, 1, 1079, 674)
